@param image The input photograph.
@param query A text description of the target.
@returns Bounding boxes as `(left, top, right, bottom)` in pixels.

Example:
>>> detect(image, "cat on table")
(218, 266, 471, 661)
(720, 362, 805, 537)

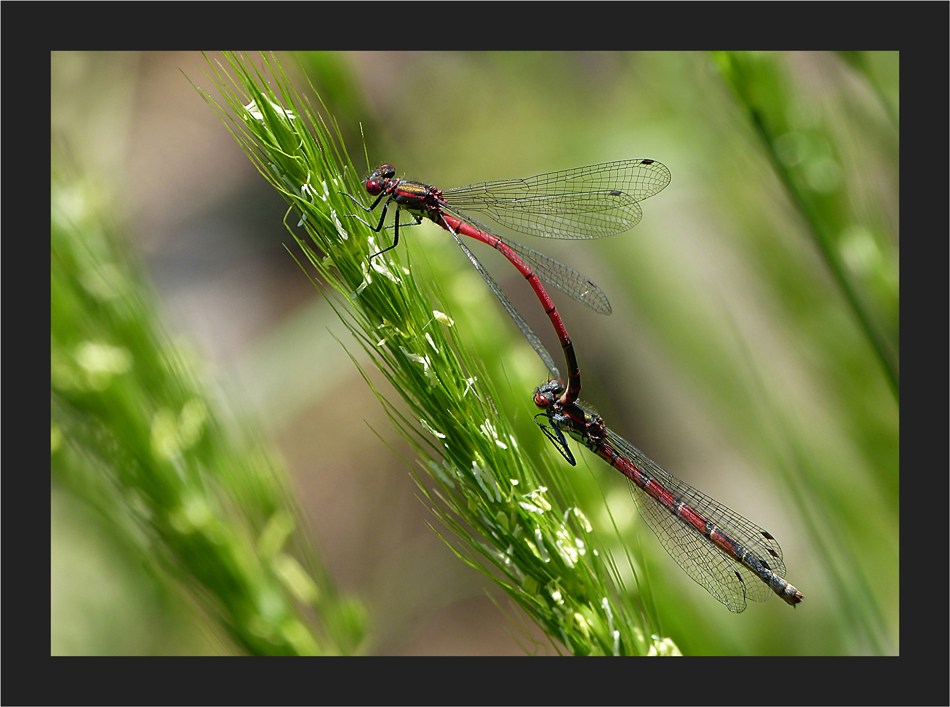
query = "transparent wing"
(604, 426, 786, 612)
(443, 159, 671, 240)
(453, 210, 612, 315)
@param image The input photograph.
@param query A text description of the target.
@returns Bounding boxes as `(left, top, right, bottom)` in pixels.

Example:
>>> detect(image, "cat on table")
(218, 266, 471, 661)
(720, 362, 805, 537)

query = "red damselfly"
(343, 160, 670, 405)
(533, 380, 803, 613)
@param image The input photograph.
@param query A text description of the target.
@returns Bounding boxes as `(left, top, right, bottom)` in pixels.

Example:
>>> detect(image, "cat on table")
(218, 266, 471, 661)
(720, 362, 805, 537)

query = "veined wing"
(603, 425, 786, 612)
(443, 159, 671, 240)
(449, 209, 612, 315)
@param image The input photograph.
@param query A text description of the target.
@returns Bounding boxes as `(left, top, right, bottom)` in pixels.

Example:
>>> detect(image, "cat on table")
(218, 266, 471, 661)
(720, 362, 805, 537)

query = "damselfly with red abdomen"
(533, 380, 803, 613)
(343, 160, 670, 406)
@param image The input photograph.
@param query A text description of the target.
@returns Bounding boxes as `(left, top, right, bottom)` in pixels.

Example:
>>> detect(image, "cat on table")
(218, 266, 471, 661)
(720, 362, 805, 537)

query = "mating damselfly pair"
(345, 158, 802, 613)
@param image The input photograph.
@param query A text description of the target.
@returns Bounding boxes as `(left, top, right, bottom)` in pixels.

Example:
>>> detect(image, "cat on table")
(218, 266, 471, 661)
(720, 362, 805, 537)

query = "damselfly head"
(365, 164, 396, 195)
(534, 379, 565, 409)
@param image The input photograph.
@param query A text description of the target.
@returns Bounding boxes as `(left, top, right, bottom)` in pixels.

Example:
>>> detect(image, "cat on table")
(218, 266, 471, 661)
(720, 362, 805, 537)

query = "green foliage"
(714, 51, 899, 398)
(712, 51, 898, 654)
(51, 156, 365, 656)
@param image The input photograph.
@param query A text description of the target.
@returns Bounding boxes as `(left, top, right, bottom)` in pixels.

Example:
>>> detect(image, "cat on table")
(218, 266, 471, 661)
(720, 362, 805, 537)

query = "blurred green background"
(51, 51, 898, 655)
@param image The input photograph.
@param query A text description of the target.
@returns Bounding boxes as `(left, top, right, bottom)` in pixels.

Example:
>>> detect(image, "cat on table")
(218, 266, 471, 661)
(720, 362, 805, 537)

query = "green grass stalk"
(196, 51, 668, 656)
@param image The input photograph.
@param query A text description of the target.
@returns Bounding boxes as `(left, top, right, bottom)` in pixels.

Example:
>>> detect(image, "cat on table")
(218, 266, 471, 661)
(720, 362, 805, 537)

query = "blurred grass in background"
(52, 136, 369, 656)
(51, 51, 898, 656)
